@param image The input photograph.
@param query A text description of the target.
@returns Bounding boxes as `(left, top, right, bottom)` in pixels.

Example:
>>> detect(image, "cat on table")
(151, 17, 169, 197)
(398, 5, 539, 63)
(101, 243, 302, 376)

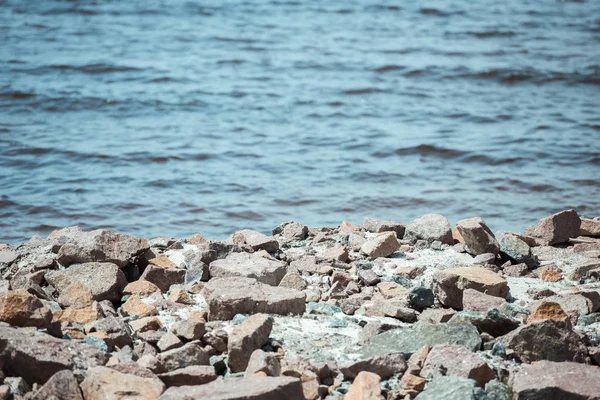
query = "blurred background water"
(1, 0, 599, 243)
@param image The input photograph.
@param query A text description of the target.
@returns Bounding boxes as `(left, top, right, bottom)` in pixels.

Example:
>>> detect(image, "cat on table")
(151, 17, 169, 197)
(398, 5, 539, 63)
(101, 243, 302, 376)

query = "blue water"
(1, 0, 599, 243)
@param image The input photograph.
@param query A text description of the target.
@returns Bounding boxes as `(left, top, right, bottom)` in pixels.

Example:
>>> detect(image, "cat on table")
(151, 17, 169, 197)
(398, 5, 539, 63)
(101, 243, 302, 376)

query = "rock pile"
(0, 210, 599, 399)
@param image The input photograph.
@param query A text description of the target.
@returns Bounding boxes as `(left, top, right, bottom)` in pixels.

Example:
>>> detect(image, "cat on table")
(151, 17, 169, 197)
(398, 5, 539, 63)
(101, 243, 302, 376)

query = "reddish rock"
(432, 267, 508, 310)
(157, 332, 183, 352)
(81, 366, 165, 400)
(139, 264, 185, 293)
(580, 218, 600, 237)
(30, 370, 83, 400)
(0, 290, 53, 330)
(156, 342, 210, 372)
(377, 281, 409, 299)
(228, 314, 274, 373)
(360, 232, 399, 259)
(85, 316, 132, 350)
(339, 220, 361, 234)
(503, 263, 528, 277)
(229, 229, 279, 253)
(539, 269, 562, 282)
(527, 302, 569, 324)
(419, 345, 495, 387)
(187, 233, 207, 244)
(245, 349, 281, 377)
(53, 309, 99, 325)
(455, 217, 499, 256)
(340, 353, 407, 380)
(158, 365, 216, 387)
(45, 262, 127, 302)
(203, 277, 305, 320)
(462, 288, 506, 312)
(123, 280, 161, 297)
(51, 227, 148, 268)
(210, 252, 287, 286)
(148, 256, 178, 269)
(524, 209, 581, 245)
(281, 222, 309, 241)
(345, 371, 383, 400)
(511, 361, 600, 400)
(171, 314, 205, 341)
(129, 316, 162, 333)
(57, 282, 93, 309)
(121, 295, 158, 318)
(166, 289, 194, 305)
(157, 376, 304, 400)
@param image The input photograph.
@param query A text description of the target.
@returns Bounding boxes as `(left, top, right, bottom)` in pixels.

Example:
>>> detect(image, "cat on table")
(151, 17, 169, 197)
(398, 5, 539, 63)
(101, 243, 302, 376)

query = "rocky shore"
(1, 210, 600, 399)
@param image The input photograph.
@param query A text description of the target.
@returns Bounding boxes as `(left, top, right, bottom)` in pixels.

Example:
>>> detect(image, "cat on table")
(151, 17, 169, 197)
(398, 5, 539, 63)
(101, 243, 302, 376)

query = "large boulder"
(227, 314, 273, 373)
(404, 214, 453, 245)
(524, 210, 581, 245)
(203, 277, 305, 320)
(80, 366, 165, 400)
(499, 319, 587, 363)
(432, 267, 508, 310)
(511, 360, 600, 400)
(50, 227, 148, 268)
(0, 325, 108, 385)
(455, 218, 499, 256)
(210, 252, 287, 286)
(419, 345, 495, 387)
(30, 370, 83, 400)
(361, 322, 481, 359)
(45, 262, 127, 302)
(157, 376, 304, 400)
(0, 290, 54, 330)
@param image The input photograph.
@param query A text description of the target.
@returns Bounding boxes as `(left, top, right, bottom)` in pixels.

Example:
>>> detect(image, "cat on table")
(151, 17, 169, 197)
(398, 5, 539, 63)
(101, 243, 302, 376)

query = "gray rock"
(362, 217, 405, 238)
(404, 214, 453, 245)
(30, 370, 83, 400)
(157, 376, 304, 400)
(156, 342, 210, 372)
(524, 209, 581, 246)
(45, 262, 127, 302)
(281, 222, 309, 241)
(485, 380, 511, 400)
(498, 234, 536, 268)
(361, 322, 481, 359)
(432, 267, 508, 310)
(456, 217, 499, 256)
(449, 309, 520, 337)
(360, 231, 399, 259)
(420, 345, 495, 387)
(229, 229, 279, 253)
(415, 376, 486, 400)
(210, 252, 287, 286)
(85, 316, 132, 350)
(408, 286, 435, 311)
(358, 269, 380, 286)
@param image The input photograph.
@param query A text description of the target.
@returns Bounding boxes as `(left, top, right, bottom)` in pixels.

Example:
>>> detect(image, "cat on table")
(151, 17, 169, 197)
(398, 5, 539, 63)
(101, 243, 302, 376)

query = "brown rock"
(580, 217, 600, 237)
(129, 316, 162, 333)
(187, 233, 207, 244)
(139, 265, 185, 293)
(51, 227, 148, 268)
(527, 301, 569, 324)
(339, 220, 361, 234)
(377, 282, 409, 299)
(57, 282, 93, 309)
(53, 309, 99, 325)
(503, 263, 528, 277)
(452, 226, 465, 244)
(228, 314, 273, 373)
(341, 353, 407, 380)
(377, 299, 417, 322)
(156, 342, 210, 372)
(81, 366, 165, 400)
(210, 252, 287, 286)
(166, 289, 194, 305)
(0, 325, 108, 385)
(171, 314, 205, 341)
(418, 308, 456, 325)
(419, 345, 495, 387)
(569, 260, 600, 281)
(360, 232, 399, 259)
(148, 256, 177, 269)
(432, 267, 508, 309)
(45, 262, 127, 302)
(158, 365, 216, 387)
(462, 288, 506, 312)
(499, 319, 587, 362)
(157, 376, 304, 400)
(245, 349, 281, 377)
(203, 277, 305, 320)
(281, 222, 309, 241)
(524, 209, 581, 245)
(279, 272, 307, 291)
(455, 217, 499, 256)
(0, 290, 53, 330)
(123, 281, 161, 297)
(121, 295, 158, 318)
(511, 360, 600, 400)
(345, 371, 383, 400)
(157, 332, 183, 352)
(394, 266, 425, 279)
(30, 370, 83, 400)
(400, 374, 426, 394)
(229, 229, 279, 253)
(539, 269, 562, 282)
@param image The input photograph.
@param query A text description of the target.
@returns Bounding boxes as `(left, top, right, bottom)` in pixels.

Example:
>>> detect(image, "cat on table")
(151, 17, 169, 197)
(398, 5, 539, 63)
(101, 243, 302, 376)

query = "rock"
(456, 217, 499, 256)
(408, 286, 435, 311)
(157, 332, 183, 352)
(524, 209, 581, 245)
(228, 314, 273, 373)
(81, 366, 165, 400)
(281, 222, 309, 241)
(432, 267, 508, 310)
(345, 371, 383, 400)
(30, 370, 82, 400)
(362, 217, 405, 238)
(121, 295, 158, 318)
(123, 280, 160, 297)
(415, 376, 486, 400)
(158, 365, 217, 387)
(580, 218, 600, 237)
(52, 228, 148, 268)
(360, 232, 399, 259)
(85, 316, 132, 350)
(361, 323, 481, 359)
(53, 308, 99, 325)
(498, 234, 536, 268)
(203, 277, 305, 320)
(503, 263, 528, 277)
(171, 314, 205, 340)
(462, 289, 506, 312)
(569, 260, 600, 281)
(229, 229, 279, 253)
(0, 250, 18, 265)
(245, 349, 281, 377)
(539, 269, 562, 282)
(419, 345, 495, 387)
(57, 282, 93, 309)
(0, 325, 108, 385)
(377, 281, 409, 299)
(45, 262, 127, 302)
(511, 360, 600, 400)
(339, 220, 361, 234)
(0, 290, 53, 330)
(129, 316, 162, 333)
(210, 252, 287, 286)
(527, 302, 569, 324)
(358, 269, 381, 286)
(340, 353, 407, 380)
(279, 272, 307, 291)
(499, 319, 587, 362)
(404, 214, 453, 245)
(139, 264, 185, 293)
(418, 308, 456, 325)
(156, 342, 210, 372)
(166, 289, 194, 305)
(157, 376, 304, 400)
(378, 299, 417, 322)
(449, 309, 520, 337)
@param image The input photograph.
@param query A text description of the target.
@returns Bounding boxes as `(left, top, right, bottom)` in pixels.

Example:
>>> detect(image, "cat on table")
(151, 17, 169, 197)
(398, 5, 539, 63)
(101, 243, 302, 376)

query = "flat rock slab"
(511, 360, 600, 400)
(361, 322, 481, 359)
(157, 376, 304, 400)
(0, 325, 108, 385)
(210, 252, 287, 286)
(203, 277, 305, 320)
(432, 267, 508, 310)
(158, 365, 216, 387)
(81, 366, 165, 400)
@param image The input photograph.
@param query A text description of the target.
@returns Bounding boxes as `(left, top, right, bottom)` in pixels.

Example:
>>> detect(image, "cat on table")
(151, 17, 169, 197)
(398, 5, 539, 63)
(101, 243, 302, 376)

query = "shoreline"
(0, 209, 599, 399)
